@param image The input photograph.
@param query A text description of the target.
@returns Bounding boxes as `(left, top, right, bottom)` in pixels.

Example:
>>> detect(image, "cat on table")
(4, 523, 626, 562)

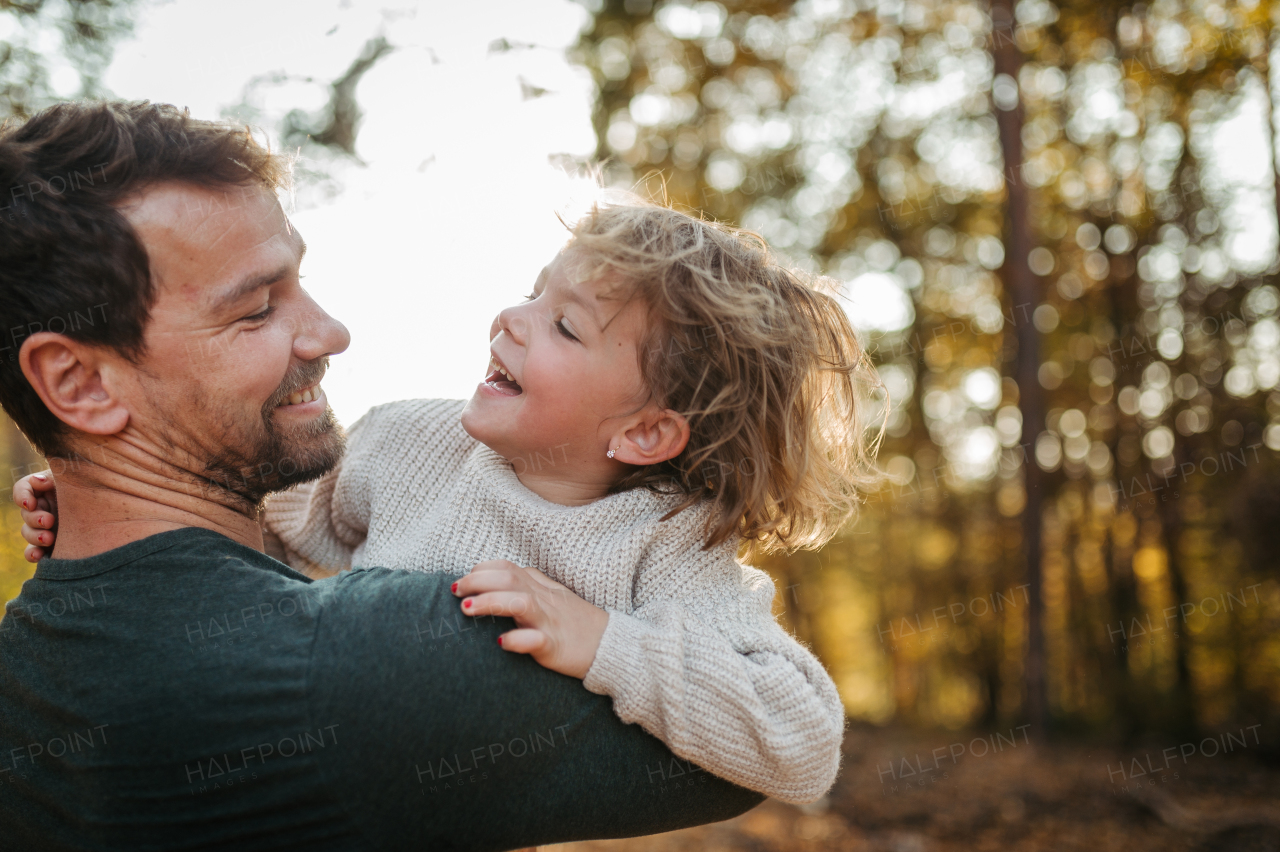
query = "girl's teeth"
(489, 357, 514, 382)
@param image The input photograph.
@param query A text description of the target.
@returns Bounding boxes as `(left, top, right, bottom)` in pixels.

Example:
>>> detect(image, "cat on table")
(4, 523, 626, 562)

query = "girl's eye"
(524, 291, 538, 302)
(555, 318, 579, 342)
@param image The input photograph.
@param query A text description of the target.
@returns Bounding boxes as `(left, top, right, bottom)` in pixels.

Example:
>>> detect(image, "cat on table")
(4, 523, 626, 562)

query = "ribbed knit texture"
(264, 398, 845, 803)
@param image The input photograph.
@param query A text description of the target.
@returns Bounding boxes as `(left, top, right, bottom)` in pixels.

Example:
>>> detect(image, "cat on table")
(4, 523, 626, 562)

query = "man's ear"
(19, 332, 130, 438)
(609, 407, 690, 466)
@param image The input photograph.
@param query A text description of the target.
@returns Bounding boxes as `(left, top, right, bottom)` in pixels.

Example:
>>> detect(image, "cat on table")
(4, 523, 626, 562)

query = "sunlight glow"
(104, 0, 597, 426)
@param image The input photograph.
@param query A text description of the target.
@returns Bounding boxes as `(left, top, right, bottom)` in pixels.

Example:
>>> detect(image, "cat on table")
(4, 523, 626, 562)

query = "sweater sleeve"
(581, 542, 845, 804)
(262, 408, 380, 576)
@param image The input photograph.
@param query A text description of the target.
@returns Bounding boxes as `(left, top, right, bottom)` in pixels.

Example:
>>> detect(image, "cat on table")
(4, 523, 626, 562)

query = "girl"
(15, 199, 881, 804)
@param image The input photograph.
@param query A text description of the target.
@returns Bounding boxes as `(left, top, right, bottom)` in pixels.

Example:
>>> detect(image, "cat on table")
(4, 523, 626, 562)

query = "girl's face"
(460, 249, 653, 476)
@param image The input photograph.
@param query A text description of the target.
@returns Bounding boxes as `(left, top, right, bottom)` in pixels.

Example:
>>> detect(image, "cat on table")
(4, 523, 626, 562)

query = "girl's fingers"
(452, 568, 524, 598)
(469, 559, 521, 575)
(27, 473, 56, 494)
(521, 567, 567, 592)
(21, 523, 53, 549)
(28, 473, 56, 493)
(23, 545, 44, 563)
(496, 629, 547, 655)
(12, 479, 35, 513)
(461, 591, 535, 621)
(18, 510, 53, 530)
(11, 472, 55, 514)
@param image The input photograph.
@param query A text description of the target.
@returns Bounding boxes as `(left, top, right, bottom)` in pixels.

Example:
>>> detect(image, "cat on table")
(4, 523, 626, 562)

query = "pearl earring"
(607, 447, 618, 459)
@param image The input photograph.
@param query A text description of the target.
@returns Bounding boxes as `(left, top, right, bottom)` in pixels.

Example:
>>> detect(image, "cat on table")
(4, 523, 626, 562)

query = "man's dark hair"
(0, 100, 291, 457)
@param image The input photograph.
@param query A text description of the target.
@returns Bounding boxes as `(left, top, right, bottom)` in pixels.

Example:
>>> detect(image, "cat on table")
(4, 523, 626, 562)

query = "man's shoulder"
(1, 528, 457, 660)
(16, 527, 306, 585)
(0, 528, 372, 847)
(98, 529, 461, 623)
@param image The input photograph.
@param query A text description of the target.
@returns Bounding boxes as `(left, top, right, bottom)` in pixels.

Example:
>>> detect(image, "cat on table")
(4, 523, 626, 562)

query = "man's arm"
(306, 567, 764, 851)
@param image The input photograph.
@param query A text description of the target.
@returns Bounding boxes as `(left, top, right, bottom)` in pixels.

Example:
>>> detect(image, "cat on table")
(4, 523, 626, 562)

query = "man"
(0, 101, 761, 850)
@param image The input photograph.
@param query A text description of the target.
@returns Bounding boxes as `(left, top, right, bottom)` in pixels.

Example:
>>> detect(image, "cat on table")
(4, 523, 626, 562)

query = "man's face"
(114, 182, 350, 504)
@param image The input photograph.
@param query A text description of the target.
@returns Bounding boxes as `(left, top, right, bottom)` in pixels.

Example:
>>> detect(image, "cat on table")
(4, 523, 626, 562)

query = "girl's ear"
(609, 408, 690, 466)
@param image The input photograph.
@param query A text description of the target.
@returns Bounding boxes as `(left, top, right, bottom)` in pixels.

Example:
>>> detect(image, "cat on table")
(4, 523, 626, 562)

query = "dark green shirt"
(0, 528, 761, 850)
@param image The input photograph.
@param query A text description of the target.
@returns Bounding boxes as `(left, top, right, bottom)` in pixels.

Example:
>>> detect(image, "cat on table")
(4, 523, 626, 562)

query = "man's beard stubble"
(201, 357, 346, 507)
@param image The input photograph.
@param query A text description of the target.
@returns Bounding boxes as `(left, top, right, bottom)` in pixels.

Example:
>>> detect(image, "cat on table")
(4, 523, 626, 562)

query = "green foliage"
(0, 0, 137, 119)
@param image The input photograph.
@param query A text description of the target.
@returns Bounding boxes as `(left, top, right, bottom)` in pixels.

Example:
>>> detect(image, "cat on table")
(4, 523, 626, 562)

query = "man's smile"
(280, 382, 324, 407)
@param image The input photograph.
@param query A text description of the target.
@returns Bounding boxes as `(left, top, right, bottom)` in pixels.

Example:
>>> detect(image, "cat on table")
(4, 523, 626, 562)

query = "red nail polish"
(463, 599, 471, 609)
(497, 636, 503, 647)
(451, 582, 458, 593)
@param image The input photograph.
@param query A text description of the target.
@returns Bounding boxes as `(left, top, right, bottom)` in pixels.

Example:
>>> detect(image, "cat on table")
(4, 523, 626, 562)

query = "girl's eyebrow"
(561, 283, 607, 331)
(539, 264, 605, 330)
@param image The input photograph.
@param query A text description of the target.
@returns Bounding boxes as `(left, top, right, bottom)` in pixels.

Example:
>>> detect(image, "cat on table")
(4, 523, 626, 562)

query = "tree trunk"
(1158, 473, 1198, 737)
(1104, 253, 1145, 739)
(1264, 24, 1280, 240)
(990, 0, 1047, 731)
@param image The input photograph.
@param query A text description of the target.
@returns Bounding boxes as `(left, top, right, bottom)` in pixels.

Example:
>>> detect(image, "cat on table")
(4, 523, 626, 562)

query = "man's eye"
(243, 306, 275, 323)
(555, 319, 579, 342)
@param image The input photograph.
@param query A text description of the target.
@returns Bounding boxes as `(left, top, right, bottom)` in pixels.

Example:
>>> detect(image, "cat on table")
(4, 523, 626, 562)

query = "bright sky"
(104, 0, 599, 427)
(98, 0, 1280, 437)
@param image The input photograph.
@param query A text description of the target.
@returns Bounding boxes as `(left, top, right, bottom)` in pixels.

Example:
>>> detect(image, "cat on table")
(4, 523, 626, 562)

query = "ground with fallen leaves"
(548, 724, 1280, 852)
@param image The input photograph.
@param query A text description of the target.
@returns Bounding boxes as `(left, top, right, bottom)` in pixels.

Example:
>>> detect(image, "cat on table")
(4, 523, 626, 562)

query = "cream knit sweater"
(263, 398, 845, 803)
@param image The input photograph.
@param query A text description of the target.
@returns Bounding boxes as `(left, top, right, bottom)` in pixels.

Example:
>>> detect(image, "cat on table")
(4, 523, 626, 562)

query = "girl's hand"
(452, 560, 609, 680)
(11, 471, 58, 562)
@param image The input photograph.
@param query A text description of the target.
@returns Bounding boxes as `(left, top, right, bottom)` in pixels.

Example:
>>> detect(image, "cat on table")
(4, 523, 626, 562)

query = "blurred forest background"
(571, 0, 1280, 744)
(4, 0, 1280, 846)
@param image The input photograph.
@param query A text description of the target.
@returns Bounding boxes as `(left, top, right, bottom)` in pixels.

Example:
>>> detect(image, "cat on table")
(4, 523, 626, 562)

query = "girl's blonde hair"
(568, 200, 883, 557)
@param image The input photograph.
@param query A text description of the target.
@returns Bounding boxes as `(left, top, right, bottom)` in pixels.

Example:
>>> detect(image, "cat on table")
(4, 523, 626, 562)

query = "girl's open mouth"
(484, 356, 523, 396)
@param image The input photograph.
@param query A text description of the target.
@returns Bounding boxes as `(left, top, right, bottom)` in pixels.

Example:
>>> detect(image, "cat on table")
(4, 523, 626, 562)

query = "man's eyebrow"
(213, 264, 291, 311)
(213, 235, 307, 311)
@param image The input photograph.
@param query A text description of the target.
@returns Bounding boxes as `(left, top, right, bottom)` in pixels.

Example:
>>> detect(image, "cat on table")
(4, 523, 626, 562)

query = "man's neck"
(45, 438, 265, 560)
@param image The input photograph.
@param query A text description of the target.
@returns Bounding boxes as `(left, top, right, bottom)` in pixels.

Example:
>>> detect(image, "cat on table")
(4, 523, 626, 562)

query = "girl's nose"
(497, 304, 530, 345)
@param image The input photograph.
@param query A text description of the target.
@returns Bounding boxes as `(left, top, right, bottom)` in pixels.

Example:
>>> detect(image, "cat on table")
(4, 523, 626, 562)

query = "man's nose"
(292, 298, 350, 362)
